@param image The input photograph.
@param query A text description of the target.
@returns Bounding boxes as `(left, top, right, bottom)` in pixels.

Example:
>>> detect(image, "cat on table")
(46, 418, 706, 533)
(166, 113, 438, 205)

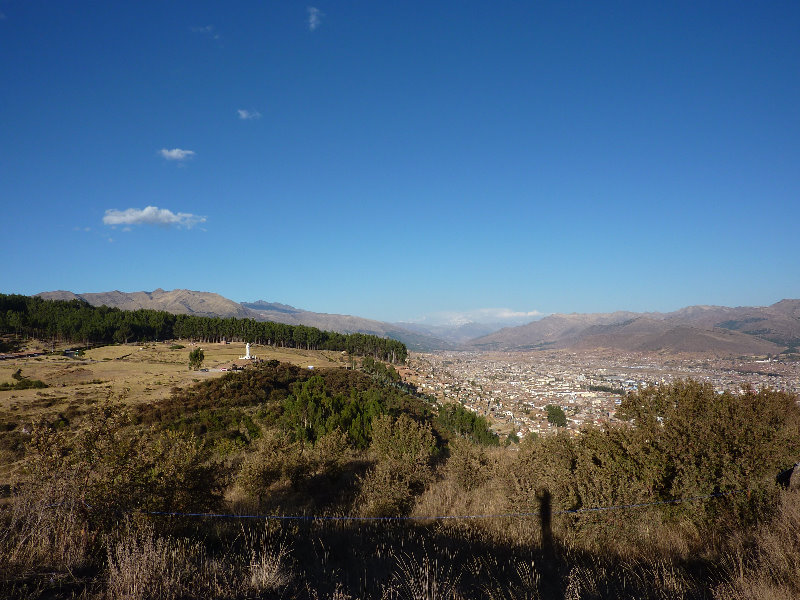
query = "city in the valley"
(402, 350, 800, 440)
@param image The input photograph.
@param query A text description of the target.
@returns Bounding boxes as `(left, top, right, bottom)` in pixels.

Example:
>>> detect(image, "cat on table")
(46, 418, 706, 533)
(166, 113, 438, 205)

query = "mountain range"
(35, 289, 800, 355)
(467, 300, 800, 355)
(37, 289, 452, 351)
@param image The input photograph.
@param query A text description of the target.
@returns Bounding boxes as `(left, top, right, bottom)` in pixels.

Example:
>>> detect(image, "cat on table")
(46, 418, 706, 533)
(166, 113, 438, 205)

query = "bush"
(506, 380, 800, 550)
(445, 437, 492, 493)
(0, 369, 47, 390)
(237, 430, 310, 503)
(357, 414, 436, 517)
(6, 403, 224, 563)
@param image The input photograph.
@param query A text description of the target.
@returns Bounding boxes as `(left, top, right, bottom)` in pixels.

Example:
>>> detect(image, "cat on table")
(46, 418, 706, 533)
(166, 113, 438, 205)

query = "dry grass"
(105, 520, 295, 600)
(0, 342, 348, 481)
(382, 550, 463, 600)
(0, 487, 90, 572)
(2, 345, 799, 599)
(0, 341, 348, 409)
(105, 523, 207, 600)
(713, 488, 800, 599)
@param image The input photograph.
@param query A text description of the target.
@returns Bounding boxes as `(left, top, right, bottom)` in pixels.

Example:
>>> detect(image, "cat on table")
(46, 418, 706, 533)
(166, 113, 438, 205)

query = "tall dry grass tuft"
(382, 549, 462, 600)
(242, 521, 295, 594)
(0, 479, 91, 572)
(714, 488, 800, 599)
(105, 519, 297, 599)
(105, 522, 209, 600)
(474, 556, 542, 600)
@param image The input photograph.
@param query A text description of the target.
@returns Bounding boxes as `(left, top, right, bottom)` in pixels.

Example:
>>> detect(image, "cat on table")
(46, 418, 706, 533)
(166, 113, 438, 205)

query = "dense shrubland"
(2, 361, 800, 599)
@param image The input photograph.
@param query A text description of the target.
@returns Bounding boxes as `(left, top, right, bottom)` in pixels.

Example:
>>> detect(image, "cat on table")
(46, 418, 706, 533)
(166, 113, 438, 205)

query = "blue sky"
(2, 1, 799, 324)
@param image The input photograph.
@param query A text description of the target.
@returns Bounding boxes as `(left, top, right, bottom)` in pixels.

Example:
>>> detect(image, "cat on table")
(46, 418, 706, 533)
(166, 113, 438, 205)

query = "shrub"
(0, 369, 48, 390)
(237, 430, 309, 503)
(6, 403, 224, 562)
(445, 437, 491, 493)
(357, 414, 436, 517)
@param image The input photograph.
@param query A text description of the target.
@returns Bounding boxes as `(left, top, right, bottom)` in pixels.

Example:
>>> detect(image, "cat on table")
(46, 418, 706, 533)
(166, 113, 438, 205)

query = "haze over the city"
(3, 2, 799, 323)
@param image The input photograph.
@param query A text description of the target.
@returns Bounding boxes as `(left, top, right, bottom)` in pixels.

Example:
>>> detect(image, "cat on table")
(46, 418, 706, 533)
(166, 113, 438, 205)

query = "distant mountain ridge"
(240, 300, 452, 351)
(36, 289, 452, 351)
(35, 290, 800, 355)
(37, 289, 253, 319)
(467, 300, 800, 355)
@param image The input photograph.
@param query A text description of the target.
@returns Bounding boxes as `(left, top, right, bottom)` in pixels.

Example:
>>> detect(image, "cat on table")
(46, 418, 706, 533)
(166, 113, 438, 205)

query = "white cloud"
(412, 308, 544, 326)
(103, 206, 206, 229)
(191, 25, 220, 40)
(159, 148, 195, 161)
(307, 7, 323, 31)
(237, 109, 262, 120)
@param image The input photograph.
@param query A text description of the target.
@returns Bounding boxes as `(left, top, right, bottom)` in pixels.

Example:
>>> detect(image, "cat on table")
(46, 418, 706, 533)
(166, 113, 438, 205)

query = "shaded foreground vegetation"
(0, 294, 407, 362)
(2, 362, 800, 599)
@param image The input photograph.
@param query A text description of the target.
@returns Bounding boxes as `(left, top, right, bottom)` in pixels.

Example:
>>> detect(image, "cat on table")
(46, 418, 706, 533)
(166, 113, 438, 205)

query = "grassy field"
(0, 341, 349, 482)
(1, 341, 348, 405)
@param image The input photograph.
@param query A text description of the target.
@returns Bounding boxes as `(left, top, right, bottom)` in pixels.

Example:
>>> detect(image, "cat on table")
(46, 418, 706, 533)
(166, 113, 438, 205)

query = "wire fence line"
(141, 489, 746, 523)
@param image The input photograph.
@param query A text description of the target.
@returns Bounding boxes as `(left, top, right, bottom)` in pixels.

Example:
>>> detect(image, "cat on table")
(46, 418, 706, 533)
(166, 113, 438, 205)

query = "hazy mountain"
(242, 301, 452, 351)
(466, 300, 800, 354)
(393, 321, 506, 344)
(37, 289, 255, 319)
(37, 290, 450, 351)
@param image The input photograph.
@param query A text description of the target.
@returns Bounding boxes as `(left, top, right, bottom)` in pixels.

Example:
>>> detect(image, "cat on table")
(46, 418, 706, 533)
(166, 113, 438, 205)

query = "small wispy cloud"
(191, 25, 220, 40)
(307, 6, 323, 31)
(103, 206, 206, 229)
(159, 148, 195, 161)
(237, 109, 262, 120)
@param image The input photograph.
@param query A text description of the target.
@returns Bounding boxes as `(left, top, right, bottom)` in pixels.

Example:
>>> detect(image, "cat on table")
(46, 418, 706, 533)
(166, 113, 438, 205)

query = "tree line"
(0, 294, 407, 363)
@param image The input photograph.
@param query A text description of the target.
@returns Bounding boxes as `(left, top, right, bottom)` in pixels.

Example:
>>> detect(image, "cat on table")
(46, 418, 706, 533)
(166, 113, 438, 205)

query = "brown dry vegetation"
(0, 342, 347, 481)
(1, 346, 800, 599)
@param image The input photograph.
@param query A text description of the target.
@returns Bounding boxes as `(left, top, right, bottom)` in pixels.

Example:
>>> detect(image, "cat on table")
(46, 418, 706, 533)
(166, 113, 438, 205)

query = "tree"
(188, 348, 204, 371)
(545, 404, 567, 427)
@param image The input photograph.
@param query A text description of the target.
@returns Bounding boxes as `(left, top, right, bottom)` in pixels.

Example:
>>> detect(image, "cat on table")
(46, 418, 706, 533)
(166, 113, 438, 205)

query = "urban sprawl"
(403, 351, 800, 440)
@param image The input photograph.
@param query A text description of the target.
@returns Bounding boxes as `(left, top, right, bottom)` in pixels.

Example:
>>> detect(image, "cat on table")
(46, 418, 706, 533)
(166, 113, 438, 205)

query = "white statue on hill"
(239, 342, 255, 360)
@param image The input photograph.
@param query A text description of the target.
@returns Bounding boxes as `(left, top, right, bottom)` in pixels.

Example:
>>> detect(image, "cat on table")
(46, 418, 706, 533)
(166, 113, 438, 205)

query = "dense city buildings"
(403, 351, 800, 440)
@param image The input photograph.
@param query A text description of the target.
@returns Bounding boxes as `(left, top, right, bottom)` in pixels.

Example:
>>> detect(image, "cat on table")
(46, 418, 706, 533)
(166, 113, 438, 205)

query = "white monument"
(240, 342, 255, 360)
